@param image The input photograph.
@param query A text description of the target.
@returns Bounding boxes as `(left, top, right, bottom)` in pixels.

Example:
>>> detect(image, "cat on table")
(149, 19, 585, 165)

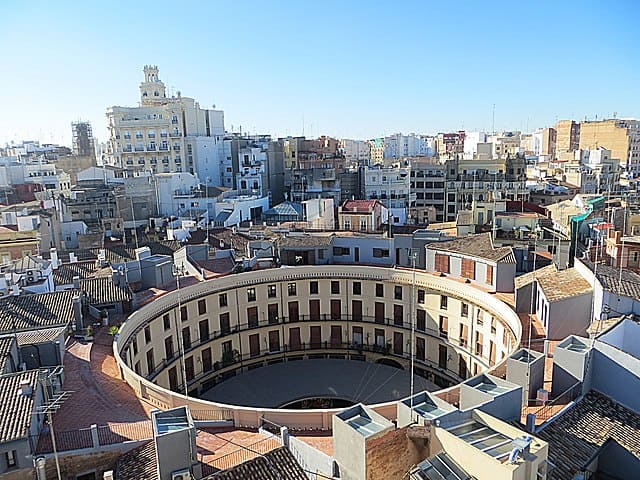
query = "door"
(459, 356, 468, 379)
(439, 345, 448, 369)
(202, 347, 212, 372)
(247, 307, 258, 328)
(416, 337, 425, 361)
(331, 299, 341, 320)
(184, 356, 194, 381)
(330, 325, 342, 347)
(310, 326, 321, 348)
(352, 326, 363, 346)
(394, 305, 403, 326)
(393, 332, 403, 355)
(309, 299, 320, 321)
(168, 366, 178, 391)
(268, 330, 280, 352)
(375, 328, 385, 348)
(289, 327, 301, 351)
(288, 301, 299, 322)
(354, 247, 360, 262)
(268, 303, 279, 324)
(249, 334, 260, 357)
(352, 300, 362, 322)
(375, 302, 385, 324)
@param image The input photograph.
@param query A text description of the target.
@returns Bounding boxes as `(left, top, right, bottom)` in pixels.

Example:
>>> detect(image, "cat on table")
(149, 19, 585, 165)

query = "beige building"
(555, 120, 580, 156)
(541, 127, 556, 157)
(104, 66, 225, 178)
(579, 119, 640, 174)
(338, 199, 387, 232)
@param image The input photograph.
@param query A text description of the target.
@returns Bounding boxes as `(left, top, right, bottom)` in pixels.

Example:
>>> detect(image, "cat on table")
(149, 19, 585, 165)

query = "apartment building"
(104, 66, 225, 178)
(555, 120, 581, 155)
(579, 118, 640, 175)
(409, 157, 447, 223)
(363, 163, 413, 224)
(340, 139, 371, 165)
(383, 133, 435, 159)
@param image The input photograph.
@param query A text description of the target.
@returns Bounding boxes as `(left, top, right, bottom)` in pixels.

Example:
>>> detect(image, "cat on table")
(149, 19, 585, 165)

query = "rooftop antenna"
(492, 104, 496, 135)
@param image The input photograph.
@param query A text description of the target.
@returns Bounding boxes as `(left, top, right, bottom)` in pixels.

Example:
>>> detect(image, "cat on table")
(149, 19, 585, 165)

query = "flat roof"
(446, 420, 518, 462)
(153, 407, 190, 435)
(342, 411, 387, 437)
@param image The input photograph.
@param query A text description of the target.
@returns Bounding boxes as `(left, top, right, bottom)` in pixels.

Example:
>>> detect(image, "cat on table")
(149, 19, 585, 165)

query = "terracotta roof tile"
(0, 290, 76, 334)
(427, 232, 516, 263)
(0, 370, 40, 443)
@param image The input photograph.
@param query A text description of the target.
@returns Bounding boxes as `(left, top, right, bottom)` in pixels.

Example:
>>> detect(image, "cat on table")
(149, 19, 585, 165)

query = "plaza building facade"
(114, 265, 522, 429)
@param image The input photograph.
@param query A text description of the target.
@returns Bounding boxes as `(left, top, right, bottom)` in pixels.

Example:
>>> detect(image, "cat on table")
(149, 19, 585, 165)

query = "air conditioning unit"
(171, 469, 191, 480)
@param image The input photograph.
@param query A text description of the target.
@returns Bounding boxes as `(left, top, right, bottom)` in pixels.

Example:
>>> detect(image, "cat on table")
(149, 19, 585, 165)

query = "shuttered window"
(461, 258, 475, 279)
(435, 253, 450, 273)
(486, 264, 494, 285)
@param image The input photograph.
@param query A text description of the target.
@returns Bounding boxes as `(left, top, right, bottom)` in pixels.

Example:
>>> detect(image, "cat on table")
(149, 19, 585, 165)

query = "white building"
(463, 131, 487, 158)
(383, 133, 434, 159)
(104, 66, 225, 179)
(340, 139, 371, 165)
(154, 172, 200, 217)
(363, 164, 413, 225)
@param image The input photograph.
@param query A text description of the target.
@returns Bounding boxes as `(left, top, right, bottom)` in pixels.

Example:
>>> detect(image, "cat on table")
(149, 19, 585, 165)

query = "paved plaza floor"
(201, 359, 439, 408)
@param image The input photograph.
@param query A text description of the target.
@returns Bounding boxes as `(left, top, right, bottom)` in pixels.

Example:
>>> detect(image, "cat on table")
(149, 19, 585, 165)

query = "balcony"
(159, 145, 169, 151)
(147, 144, 157, 151)
(173, 145, 181, 151)
(134, 146, 144, 152)
(123, 146, 132, 152)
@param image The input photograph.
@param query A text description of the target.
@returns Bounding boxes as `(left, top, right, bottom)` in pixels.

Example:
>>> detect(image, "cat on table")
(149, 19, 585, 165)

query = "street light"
(172, 264, 189, 395)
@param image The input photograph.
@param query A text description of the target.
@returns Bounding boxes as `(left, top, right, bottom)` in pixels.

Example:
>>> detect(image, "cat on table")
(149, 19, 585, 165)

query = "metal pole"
(174, 267, 189, 395)
(409, 252, 416, 410)
(41, 379, 62, 480)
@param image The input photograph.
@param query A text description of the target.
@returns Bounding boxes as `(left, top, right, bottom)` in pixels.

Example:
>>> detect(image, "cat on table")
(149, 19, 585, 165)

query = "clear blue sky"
(1, 0, 639, 146)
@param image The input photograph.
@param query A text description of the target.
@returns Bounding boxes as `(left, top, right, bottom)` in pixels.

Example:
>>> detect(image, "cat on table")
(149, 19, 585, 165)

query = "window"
(198, 299, 206, 315)
(182, 327, 191, 350)
(461, 258, 475, 279)
(417, 310, 426, 331)
(375, 283, 384, 297)
(352, 326, 363, 346)
(199, 320, 210, 341)
(144, 326, 151, 344)
(165, 337, 174, 359)
(287, 283, 297, 296)
(486, 264, 494, 285)
(146, 349, 155, 373)
(417, 289, 425, 304)
(247, 288, 256, 302)
(459, 323, 469, 347)
(180, 306, 187, 322)
(416, 337, 425, 361)
(394, 286, 402, 300)
(219, 293, 228, 307)
(247, 307, 258, 328)
(202, 347, 212, 372)
(309, 281, 318, 294)
(219, 313, 230, 334)
(439, 316, 448, 338)
(375, 302, 385, 323)
(475, 332, 484, 356)
(268, 285, 277, 298)
(440, 295, 448, 310)
(249, 334, 260, 357)
(5, 450, 17, 468)
(333, 247, 350, 256)
(132, 338, 138, 356)
(352, 282, 361, 295)
(331, 281, 340, 294)
(476, 309, 484, 326)
(461, 303, 469, 317)
(393, 332, 403, 355)
(373, 248, 389, 258)
(163, 314, 170, 331)
(435, 253, 450, 273)
(185, 356, 194, 381)
(439, 344, 448, 369)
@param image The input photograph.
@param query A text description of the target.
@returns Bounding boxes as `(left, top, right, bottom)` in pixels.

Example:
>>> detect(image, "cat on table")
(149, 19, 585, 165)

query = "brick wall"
(365, 426, 429, 480)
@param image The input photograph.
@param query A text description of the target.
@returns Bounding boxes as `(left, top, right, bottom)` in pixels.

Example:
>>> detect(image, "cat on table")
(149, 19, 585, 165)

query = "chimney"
(73, 295, 84, 332)
(11, 284, 19, 296)
(19, 378, 33, 396)
(50, 248, 59, 270)
(69, 252, 77, 263)
(72, 276, 80, 290)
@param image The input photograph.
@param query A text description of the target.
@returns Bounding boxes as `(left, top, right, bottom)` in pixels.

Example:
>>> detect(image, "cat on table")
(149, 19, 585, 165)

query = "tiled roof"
(277, 234, 333, 249)
(207, 229, 251, 255)
(204, 446, 307, 480)
(537, 268, 592, 302)
(0, 337, 14, 373)
(193, 257, 236, 279)
(427, 233, 516, 263)
(0, 290, 76, 334)
(341, 199, 381, 213)
(115, 440, 158, 480)
(537, 391, 640, 480)
(13, 255, 50, 273)
(79, 277, 132, 305)
(581, 258, 640, 299)
(514, 264, 558, 289)
(53, 261, 101, 285)
(15, 326, 66, 346)
(0, 370, 39, 443)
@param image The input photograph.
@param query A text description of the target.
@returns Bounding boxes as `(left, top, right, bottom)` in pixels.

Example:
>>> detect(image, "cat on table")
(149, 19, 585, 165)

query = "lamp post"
(172, 264, 189, 395)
